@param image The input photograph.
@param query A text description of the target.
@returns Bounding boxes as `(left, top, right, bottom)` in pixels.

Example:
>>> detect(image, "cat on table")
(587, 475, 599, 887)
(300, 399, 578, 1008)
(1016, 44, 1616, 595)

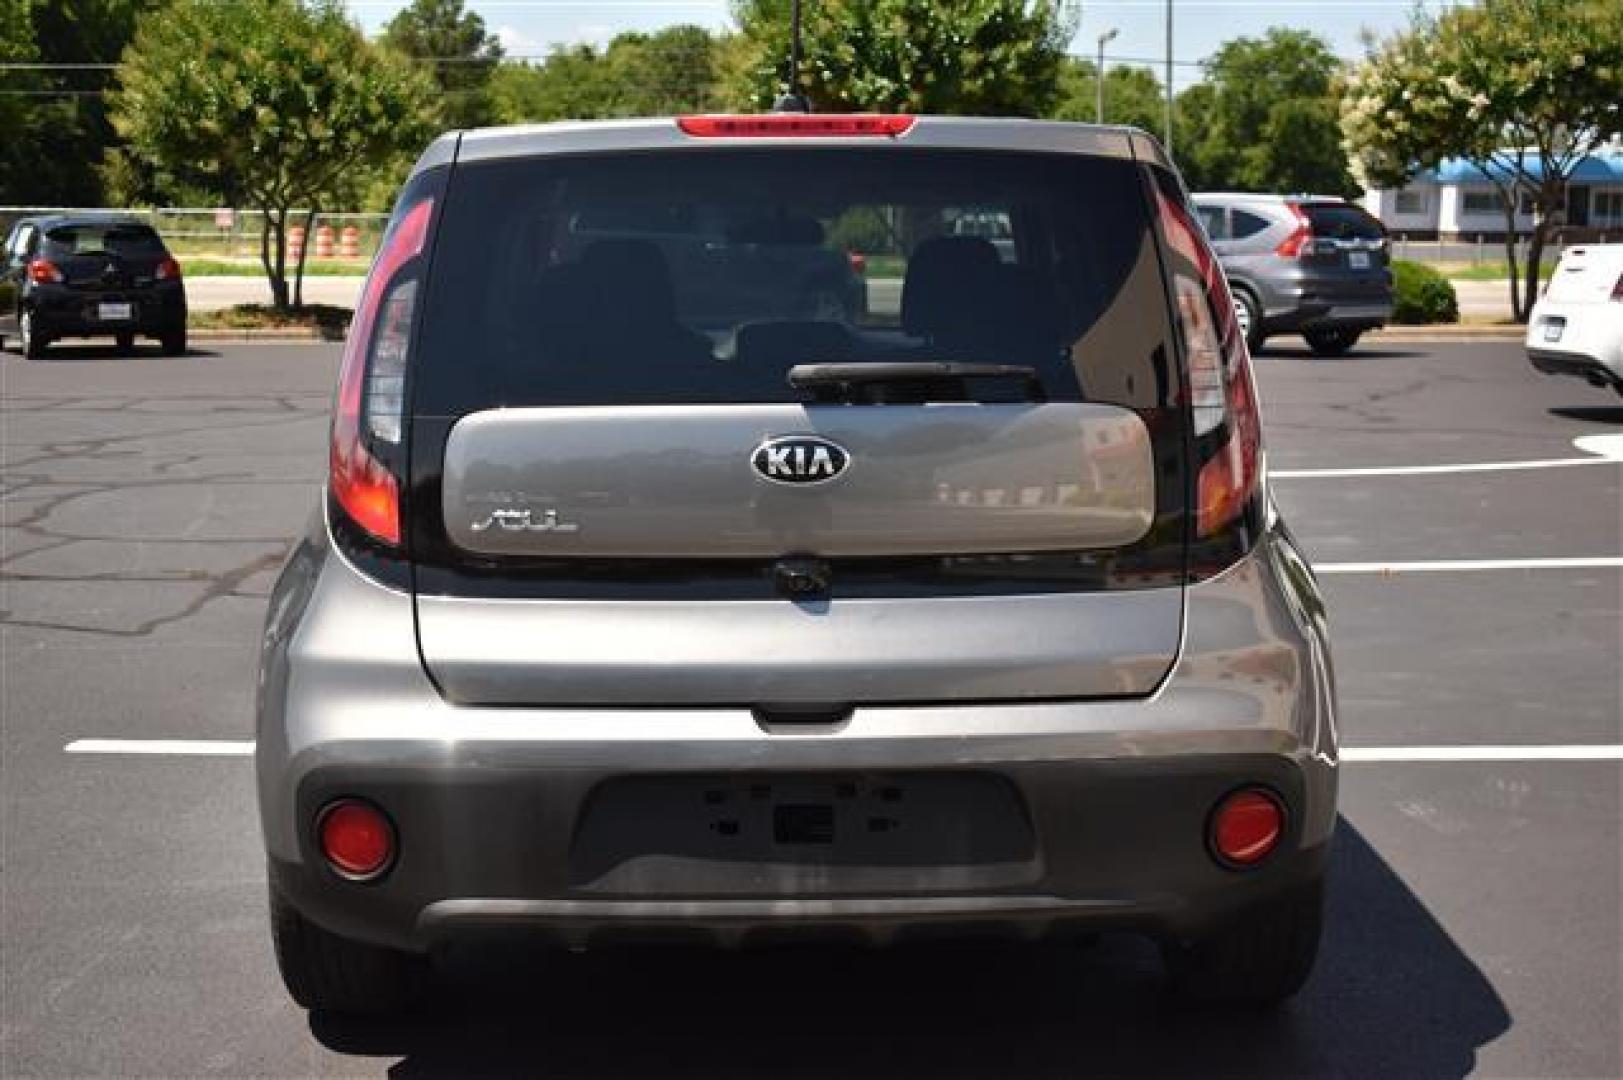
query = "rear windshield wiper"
(787, 362, 1041, 390)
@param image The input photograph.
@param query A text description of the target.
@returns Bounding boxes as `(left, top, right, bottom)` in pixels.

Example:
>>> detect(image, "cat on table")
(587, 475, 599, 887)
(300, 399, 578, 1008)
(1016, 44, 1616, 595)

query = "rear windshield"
(42, 223, 166, 258)
(414, 149, 1175, 415)
(1299, 203, 1384, 241)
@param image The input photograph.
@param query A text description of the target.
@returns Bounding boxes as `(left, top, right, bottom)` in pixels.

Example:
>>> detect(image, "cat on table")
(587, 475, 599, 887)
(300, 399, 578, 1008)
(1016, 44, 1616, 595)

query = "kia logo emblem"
(751, 435, 850, 485)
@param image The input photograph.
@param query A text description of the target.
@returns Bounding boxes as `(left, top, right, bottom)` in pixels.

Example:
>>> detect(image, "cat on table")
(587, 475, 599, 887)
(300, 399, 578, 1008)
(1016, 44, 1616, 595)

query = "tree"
(111, 0, 436, 310)
(382, 0, 503, 130)
(1177, 29, 1357, 197)
(1341, 0, 1623, 321)
(1050, 58, 1163, 131)
(490, 26, 727, 123)
(1, 0, 156, 205)
(729, 0, 1078, 115)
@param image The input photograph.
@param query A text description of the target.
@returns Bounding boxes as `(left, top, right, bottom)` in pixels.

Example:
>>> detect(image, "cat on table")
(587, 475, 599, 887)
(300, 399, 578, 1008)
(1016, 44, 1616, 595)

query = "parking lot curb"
(1368, 326, 1524, 341)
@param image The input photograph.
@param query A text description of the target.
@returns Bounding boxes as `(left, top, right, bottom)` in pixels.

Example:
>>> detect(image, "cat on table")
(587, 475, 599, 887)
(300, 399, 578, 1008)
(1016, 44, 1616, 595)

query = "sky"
(341, 1, 1479, 91)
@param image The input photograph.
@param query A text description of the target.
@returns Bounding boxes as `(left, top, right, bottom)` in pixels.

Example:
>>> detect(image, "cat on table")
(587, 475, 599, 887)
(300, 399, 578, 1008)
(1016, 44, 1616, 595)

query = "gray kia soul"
(257, 115, 1338, 1013)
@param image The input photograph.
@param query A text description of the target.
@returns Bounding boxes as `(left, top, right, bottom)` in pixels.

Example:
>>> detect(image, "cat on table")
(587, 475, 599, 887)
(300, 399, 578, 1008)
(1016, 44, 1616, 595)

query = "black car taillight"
(1152, 184, 1266, 578)
(330, 196, 433, 547)
(27, 259, 63, 284)
(156, 256, 182, 281)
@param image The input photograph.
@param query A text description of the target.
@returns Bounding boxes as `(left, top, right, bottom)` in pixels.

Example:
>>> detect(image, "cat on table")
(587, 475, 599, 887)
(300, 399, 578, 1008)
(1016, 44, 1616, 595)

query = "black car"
(0, 215, 187, 358)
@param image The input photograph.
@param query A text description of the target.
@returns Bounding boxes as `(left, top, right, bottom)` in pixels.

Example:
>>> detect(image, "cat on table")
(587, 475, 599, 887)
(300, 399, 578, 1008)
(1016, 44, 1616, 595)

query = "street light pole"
(1095, 28, 1119, 124)
(1164, 0, 1174, 156)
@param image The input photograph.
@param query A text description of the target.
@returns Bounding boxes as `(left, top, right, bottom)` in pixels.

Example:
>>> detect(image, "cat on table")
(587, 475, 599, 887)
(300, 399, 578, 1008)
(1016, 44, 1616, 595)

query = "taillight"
(1154, 187, 1265, 550)
(1611, 272, 1623, 302)
(677, 114, 915, 138)
(27, 259, 63, 284)
(155, 256, 182, 281)
(1274, 203, 1312, 258)
(330, 197, 433, 547)
(848, 251, 867, 275)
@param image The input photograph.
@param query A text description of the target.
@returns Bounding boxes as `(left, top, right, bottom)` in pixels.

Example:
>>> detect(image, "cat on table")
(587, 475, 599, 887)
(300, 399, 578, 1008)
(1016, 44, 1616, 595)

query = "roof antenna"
(772, 0, 811, 112)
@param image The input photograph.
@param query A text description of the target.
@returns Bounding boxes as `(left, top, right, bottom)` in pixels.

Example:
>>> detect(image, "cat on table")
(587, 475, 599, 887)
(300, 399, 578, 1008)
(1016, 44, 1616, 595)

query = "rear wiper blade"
(787, 362, 1039, 389)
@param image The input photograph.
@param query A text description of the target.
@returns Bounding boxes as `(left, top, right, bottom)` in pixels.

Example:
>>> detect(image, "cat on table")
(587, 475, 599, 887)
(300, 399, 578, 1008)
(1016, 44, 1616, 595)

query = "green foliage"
(382, 0, 503, 129)
(111, 0, 437, 309)
(1341, 0, 1623, 319)
(491, 26, 727, 123)
(1, 0, 158, 205)
(730, 0, 1078, 115)
(1175, 29, 1356, 196)
(1049, 59, 1163, 131)
(1389, 260, 1460, 325)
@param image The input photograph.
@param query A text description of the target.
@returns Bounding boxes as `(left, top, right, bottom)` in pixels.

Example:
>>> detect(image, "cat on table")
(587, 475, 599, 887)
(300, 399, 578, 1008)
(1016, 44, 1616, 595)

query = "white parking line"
(1316, 557, 1623, 574)
(1273, 458, 1612, 478)
(1276, 433, 1623, 478)
(63, 739, 1623, 763)
(65, 739, 254, 756)
(1342, 745, 1623, 763)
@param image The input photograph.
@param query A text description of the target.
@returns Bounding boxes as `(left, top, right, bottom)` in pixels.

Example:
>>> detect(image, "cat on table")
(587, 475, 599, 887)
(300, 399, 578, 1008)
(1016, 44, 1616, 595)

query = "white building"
(1363, 145, 1623, 241)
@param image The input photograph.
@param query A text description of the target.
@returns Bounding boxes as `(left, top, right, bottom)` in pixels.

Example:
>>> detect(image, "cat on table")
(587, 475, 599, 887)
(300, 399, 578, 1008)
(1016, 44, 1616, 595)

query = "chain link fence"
(0, 207, 391, 262)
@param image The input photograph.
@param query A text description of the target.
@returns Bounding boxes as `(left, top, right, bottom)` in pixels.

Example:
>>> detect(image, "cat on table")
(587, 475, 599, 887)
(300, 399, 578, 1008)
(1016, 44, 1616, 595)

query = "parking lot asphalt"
(1, 337, 1619, 1079)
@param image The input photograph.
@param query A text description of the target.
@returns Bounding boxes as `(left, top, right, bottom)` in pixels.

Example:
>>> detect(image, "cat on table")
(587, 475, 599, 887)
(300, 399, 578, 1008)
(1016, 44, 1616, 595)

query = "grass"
(189, 303, 351, 338)
(175, 256, 370, 277)
(1431, 261, 1557, 282)
(861, 253, 906, 279)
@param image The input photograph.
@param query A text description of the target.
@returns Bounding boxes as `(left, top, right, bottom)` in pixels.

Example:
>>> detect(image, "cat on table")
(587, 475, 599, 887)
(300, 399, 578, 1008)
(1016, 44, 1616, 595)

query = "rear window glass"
(1300, 203, 1384, 241)
(415, 149, 1175, 415)
(43, 223, 166, 258)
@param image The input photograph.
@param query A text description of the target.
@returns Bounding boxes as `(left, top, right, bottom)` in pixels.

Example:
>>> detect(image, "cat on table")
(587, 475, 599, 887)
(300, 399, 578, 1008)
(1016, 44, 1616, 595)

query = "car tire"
(1302, 327, 1361, 357)
(269, 884, 429, 1014)
(115, 332, 136, 353)
(1162, 876, 1324, 1007)
(20, 310, 47, 359)
(161, 328, 187, 357)
(1231, 288, 1265, 354)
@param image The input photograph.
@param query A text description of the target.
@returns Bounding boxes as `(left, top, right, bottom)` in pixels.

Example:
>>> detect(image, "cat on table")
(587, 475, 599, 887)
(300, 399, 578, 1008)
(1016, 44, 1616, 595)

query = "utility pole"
(774, 0, 809, 112)
(1095, 28, 1119, 124)
(1164, 0, 1174, 156)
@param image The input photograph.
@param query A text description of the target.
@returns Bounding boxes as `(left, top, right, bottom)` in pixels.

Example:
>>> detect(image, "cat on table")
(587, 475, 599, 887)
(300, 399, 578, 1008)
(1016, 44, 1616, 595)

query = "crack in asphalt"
(2, 391, 321, 638)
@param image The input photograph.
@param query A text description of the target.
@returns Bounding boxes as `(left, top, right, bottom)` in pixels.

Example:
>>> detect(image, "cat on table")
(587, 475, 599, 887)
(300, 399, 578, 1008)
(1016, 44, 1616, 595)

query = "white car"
(1528, 244, 1623, 397)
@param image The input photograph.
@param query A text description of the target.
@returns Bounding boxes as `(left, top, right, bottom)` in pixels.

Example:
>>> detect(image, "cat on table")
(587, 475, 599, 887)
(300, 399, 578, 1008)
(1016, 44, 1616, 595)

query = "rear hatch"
(1293, 201, 1391, 305)
(1543, 245, 1623, 305)
(408, 139, 1191, 707)
(41, 221, 172, 294)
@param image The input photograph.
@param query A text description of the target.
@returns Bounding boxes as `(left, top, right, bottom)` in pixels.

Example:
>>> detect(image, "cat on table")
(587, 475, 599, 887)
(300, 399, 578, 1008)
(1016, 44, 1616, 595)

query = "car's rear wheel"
(20, 310, 47, 359)
(161, 327, 187, 356)
(1231, 288, 1265, 354)
(1302, 327, 1361, 357)
(1162, 876, 1324, 1007)
(269, 884, 428, 1014)
(115, 332, 136, 353)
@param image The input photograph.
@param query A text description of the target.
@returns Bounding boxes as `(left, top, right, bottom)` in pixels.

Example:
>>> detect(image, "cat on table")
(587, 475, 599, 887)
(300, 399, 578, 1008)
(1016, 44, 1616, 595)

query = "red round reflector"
(1211, 789, 1284, 867)
(318, 800, 395, 879)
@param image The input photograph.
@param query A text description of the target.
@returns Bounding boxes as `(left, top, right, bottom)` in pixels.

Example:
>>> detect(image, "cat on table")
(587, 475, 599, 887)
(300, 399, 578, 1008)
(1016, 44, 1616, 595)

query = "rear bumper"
(1528, 348, 1623, 389)
(27, 282, 186, 336)
(257, 523, 1339, 953)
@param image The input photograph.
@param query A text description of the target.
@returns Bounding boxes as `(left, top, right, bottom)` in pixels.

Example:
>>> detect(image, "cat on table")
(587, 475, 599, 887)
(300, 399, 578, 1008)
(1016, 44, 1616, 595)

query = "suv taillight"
(27, 259, 63, 284)
(1274, 203, 1313, 258)
(1153, 187, 1265, 565)
(677, 114, 915, 138)
(330, 197, 433, 546)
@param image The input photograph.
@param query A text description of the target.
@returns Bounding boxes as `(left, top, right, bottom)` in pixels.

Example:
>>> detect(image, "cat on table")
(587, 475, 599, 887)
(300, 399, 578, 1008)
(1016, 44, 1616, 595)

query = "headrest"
(579, 239, 677, 321)
(900, 236, 1002, 338)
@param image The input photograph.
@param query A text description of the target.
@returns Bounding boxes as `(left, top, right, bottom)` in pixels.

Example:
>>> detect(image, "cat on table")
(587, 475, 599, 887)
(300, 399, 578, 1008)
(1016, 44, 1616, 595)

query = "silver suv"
(1193, 193, 1393, 356)
(257, 115, 1339, 1013)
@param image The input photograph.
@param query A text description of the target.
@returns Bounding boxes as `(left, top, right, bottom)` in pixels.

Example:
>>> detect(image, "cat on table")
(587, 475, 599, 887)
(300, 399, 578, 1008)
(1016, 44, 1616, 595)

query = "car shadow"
(8, 342, 218, 361)
(1548, 405, 1623, 425)
(311, 820, 1510, 1079)
(1256, 344, 1426, 361)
